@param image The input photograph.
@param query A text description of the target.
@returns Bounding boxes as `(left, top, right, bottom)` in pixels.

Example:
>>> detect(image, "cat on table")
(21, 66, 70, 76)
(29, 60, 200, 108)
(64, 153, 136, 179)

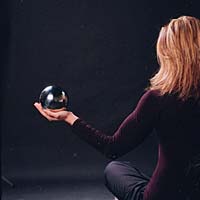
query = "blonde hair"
(149, 16, 200, 100)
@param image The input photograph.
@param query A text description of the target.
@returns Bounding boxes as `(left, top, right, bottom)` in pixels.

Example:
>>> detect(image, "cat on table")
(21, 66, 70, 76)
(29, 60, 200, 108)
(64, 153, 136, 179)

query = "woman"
(34, 16, 200, 200)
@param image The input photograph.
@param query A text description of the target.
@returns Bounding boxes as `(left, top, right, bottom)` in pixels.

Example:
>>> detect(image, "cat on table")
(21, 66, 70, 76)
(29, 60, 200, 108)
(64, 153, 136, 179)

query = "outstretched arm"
(34, 90, 160, 159)
(71, 90, 160, 159)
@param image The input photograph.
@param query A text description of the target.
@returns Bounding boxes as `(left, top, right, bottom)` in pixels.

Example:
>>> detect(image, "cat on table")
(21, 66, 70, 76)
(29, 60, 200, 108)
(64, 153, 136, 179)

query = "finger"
(34, 102, 43, 110)
(49, 107, 66, 112)
(34, 103, 58, 121)
(44, 115, 59, 121)
(34, 103, 46, 116)
(43, 109, 60, 119)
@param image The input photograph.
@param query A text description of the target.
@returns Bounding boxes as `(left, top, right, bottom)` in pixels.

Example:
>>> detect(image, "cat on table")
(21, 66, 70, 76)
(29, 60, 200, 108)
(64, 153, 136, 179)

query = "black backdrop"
(1, 0, 200, 182)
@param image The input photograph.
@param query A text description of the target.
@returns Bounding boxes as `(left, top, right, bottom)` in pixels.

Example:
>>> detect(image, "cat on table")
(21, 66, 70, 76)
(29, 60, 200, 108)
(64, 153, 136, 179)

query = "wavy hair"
(149, 16, 200, 100)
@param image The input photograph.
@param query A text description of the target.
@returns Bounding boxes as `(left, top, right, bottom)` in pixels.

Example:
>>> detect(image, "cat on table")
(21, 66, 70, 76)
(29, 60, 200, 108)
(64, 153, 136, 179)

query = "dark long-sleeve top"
(71, 90, 200, 200)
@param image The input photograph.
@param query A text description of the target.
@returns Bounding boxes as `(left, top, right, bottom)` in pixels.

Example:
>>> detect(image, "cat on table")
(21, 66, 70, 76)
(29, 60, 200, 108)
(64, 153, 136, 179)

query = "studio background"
(1, 0, 199, 199)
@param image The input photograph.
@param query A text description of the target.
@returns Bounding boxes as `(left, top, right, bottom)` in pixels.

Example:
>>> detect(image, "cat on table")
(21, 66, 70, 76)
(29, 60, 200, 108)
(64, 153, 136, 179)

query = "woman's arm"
(71, 90, 160, 159)
(34, 90, 160, 159)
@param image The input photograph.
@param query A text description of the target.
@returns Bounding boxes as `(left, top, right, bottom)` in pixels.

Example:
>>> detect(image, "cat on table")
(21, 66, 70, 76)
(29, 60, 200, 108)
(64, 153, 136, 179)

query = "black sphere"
(39, 85, 68, 109)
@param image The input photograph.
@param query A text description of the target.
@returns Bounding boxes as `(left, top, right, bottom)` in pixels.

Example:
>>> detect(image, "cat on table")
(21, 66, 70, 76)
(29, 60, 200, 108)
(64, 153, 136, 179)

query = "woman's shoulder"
(141, 89, 162, 101)
(145, 89, 200, 111)
(143, 89, 182, 103)
(139, 89, 172, 111)
(136, 89, 163, 111)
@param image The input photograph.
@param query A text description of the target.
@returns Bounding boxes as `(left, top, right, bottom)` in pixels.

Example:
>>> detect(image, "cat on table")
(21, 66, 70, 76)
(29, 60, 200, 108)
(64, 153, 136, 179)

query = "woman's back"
(144, 91, 200, 200)
(157, 93, 200, 159)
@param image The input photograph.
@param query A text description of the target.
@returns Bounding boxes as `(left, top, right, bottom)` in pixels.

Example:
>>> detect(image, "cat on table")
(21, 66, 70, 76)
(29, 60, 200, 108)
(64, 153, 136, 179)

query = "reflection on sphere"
(39, 85, 68, 109)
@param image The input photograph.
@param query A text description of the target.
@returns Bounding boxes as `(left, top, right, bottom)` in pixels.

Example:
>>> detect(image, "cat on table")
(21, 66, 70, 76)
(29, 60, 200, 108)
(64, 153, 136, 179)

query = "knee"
(104, 161, 121, 184)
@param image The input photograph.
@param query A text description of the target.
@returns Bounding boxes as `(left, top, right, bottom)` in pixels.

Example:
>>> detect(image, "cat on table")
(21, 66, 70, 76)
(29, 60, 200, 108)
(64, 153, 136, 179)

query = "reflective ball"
(39, 85, 68, 109)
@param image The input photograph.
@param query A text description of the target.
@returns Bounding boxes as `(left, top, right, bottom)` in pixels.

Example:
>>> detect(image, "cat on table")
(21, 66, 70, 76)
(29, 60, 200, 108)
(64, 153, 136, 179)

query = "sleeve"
(71, 90, 160, 159)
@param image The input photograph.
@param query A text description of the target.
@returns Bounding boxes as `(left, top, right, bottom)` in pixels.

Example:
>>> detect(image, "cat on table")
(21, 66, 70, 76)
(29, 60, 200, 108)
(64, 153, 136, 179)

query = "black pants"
(104, 160, 200, 200)
(104, 161, 150, 200)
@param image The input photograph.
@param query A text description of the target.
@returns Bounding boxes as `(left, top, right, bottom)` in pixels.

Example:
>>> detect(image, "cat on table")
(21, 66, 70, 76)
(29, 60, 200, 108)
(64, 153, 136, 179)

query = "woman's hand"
(34, 102, 79, 125)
